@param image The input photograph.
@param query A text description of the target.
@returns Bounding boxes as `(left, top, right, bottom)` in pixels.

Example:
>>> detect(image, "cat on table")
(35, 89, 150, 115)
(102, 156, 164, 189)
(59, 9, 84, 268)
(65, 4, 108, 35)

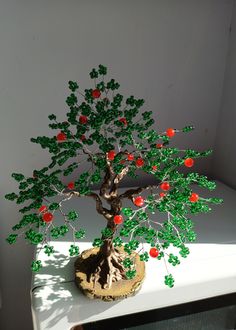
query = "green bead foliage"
(92, 238, 103, 247)
(5, 65, 222, 286)
(67, 210, 79, 221)
(164, 274, 175, 288)
(6, 234, 18, 244)
(31, 260, 42, 272)
(75, 229, 86, 239)
(69, 244, 79, 256)
(44, 245, 54, 256)
(126, 269, 137, 280)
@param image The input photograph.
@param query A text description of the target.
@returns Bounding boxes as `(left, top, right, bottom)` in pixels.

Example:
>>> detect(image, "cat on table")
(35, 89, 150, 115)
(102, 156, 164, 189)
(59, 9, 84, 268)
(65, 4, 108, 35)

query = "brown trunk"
(84, 196, 127, 289)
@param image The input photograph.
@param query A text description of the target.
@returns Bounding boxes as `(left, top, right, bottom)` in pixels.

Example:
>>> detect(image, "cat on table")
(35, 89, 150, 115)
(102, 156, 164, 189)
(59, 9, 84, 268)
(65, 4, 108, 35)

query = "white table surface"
(31, 181, 236, 330)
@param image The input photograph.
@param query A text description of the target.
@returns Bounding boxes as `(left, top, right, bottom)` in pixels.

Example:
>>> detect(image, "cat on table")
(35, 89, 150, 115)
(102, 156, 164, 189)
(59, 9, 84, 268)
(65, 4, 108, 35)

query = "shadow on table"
(33, 280, 121, 329)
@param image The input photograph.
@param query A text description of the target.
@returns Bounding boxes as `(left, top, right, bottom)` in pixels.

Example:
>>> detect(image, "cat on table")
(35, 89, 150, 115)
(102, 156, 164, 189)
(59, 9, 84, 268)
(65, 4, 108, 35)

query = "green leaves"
(6, 234, 18, 244)
(101, 228, 113, 238)
(164, 274, 175, 288)
(92, 238, 103, 247)
(168, 254, 180, 266)
(31, 260, 42, 272)
(66, 93, 77, 107)
(69, 244, 79, 256)
(11, 173, 25, 182)
(5, 192, 18, 201)
(68, 81, 79, 92)
(182, 125, 194, 132)
(44, 245, 54, 256)
(67, 210, 79, 221)
(75, 229, 86, 239)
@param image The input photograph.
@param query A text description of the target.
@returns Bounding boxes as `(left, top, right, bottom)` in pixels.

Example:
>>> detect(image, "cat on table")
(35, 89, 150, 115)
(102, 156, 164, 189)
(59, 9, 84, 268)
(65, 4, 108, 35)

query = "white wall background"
(213, 1, 236, 189)
(0, 1, 234, 329)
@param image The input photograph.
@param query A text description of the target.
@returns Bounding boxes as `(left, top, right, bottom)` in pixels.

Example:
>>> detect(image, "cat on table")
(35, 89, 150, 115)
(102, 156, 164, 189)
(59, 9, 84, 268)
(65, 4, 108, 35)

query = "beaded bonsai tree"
(5, 65, 223, 300)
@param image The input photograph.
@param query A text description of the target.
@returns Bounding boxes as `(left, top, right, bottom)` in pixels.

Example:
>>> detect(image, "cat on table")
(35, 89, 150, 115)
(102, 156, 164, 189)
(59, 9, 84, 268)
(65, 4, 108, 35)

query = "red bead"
(80, 134, 86, 141)
(166, 128, 175, 138)
(119, 117, 128, 126)
(56, 132, 67, 142)
(120, 160, 125, 164)
(113, 215, 123, 225)
(127, 154, 134, 161)
(136, 158, 144, 167)
(189, 193, 199, 203)
(92, 89, 101, 99)
(152, 165, 158, 171)
(149, 247, 159, 258)
(134, 196, 144, 207)
(67, 182, 75, 190)
(184, 158, 194, 168)
(107, 150, 116, 161)
(79, 115, 88, 124)
(159, 192, 166, 198)
(39, 205, 47, 213)
(42, 212, 54, 223)
(156, 143, 163, 149)
(160, 182, 170, 191)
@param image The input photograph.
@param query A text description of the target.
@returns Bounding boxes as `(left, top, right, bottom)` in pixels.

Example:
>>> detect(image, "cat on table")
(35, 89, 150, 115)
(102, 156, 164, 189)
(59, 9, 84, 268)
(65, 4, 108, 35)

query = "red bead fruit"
(184, 158, 194, 168)
(56, 132, 67, 142)
(119, 117, 128, 126)
(189, 193, 199, 203)
(107, 150, 116, 161)
(127, 154, 134, 161)
(160, 182, 170, 191)
(166, 128, 175, 138)
(80, 134, 86, 141)
(152, 165, 158, 171)
(134, 196, 144, 207)
(136, 158, 144, 167)
(92, 89, 101, 99)
(39, 205, 47, 213)
(159, 192, 166, 198)
(67, 182, 75, 190)
(149, 247, 159, 258)
(156, 143, 163, 149)
(79, 115, 88, 124)
(42, 212, 54, 223)
(113, 215, 123, 225)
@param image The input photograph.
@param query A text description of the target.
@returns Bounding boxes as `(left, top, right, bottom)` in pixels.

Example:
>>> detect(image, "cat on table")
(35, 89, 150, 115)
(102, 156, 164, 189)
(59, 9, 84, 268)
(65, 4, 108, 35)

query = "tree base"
(74, 247, 145, 301)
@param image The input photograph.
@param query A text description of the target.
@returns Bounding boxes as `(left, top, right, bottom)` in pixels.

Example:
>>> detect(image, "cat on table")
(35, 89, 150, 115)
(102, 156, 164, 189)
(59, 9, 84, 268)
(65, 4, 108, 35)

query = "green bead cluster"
(51, 225, 69, 239)
(68, 81, 79, 92)
(101, 228, 113, 238)
(49, 203, 60, 210)
(69, 244, 79, 256)
(25, 229, 43, 245)
(164, 274, 175, 288)
(11, 173, 25, 182)
(139, 252, 149, 262)
(31, 260, 42, 272)
(122, 207, 134, 217)
(75, 229, 86, 239)
(6, 234, 18, 244)
(92, 238, 103, 247)
(44, 245, 54, 256)
(168, 254, 180, 266)
(113, 237, 123, 247)
(126, 269, 137, 280)
(124, 240, 139, 255)
(67, 210, 79, 221)
(123, 257, 133, 268)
